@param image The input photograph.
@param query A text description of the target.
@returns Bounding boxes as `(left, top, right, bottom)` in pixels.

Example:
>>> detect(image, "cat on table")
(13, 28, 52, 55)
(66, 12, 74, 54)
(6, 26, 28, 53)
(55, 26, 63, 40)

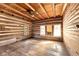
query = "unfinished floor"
(0, 38, 69, 56)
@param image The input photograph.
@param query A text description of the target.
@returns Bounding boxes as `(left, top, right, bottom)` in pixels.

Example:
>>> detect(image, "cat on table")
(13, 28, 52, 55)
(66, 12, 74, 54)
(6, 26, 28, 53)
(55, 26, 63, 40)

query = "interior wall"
(33, 17, 63, 41)
(0, 12, 32, 46)
(63, 3, 79, 55)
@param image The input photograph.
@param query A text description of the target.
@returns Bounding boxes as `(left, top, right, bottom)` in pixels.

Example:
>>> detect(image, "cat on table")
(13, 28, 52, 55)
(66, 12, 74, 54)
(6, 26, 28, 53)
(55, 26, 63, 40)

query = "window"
(40, 24, 61, 37)
(40, 25, 45, 35)
(53, 24, 61, 37)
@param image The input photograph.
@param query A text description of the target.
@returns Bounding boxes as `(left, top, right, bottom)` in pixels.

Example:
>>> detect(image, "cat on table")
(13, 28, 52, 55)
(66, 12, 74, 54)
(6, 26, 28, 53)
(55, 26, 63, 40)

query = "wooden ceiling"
(0, 3, 67, 21)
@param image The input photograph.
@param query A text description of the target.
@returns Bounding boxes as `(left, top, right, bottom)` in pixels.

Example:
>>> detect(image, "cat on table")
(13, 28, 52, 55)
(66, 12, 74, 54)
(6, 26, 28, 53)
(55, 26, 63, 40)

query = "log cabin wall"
(0, 12, 32, 46)
(32, 17, 63, 41)
(63, 3, 79, 55)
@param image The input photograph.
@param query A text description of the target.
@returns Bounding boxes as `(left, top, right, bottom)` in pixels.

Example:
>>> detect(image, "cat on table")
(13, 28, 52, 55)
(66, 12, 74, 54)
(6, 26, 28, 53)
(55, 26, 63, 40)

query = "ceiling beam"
(0, 3, 34, 20)
(61, 3, 67, 15)
(13, 4, 38, 20)
(25, 3, 44, 20)
(24, 3, 41, 20)
(38, 3, 49, 18)
(13, 4, 26, 11)
(25, 3, 35, 11)
(10, 3, 36, 20)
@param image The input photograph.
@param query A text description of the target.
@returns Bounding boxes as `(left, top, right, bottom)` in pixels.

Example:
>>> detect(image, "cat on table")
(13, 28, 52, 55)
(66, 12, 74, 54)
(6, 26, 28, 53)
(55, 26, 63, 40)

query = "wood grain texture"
(63, 3, 79, 56)
(0, 12, 32, 45)
(0, 3, 64, 21)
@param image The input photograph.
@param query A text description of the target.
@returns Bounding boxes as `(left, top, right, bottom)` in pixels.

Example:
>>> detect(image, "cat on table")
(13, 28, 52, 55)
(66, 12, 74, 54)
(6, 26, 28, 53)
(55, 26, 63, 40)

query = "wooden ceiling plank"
(49, 4, 53, 17)
(52, 3, 56, 17)
(24, 3, 41, 20)
(15, 3, 38, 20)
(42, 4, 53, 18)
(10, 3, 36, 20)
(61, 3, 67, 15)
(38, 3, 49, 18)
(25, 3, 35, 11)
(56, 4, 62, 16)
(25, 3, 44, 20)
(49, 4, 54, 17)
(0, 3, 34, 20)
(13, 4, 26, 11)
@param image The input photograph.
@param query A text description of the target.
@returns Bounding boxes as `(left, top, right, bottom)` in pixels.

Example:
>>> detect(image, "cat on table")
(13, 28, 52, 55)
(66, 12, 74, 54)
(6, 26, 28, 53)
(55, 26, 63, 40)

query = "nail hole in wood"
(11, 14, 14, 16)
(0, 11, 3, 13)
(76, 24, 79, 28)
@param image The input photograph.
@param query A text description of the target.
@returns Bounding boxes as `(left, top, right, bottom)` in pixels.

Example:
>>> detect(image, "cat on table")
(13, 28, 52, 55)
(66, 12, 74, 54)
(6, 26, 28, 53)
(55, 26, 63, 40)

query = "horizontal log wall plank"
(63, 3, 79, 55)
(0, 12, 32, 45)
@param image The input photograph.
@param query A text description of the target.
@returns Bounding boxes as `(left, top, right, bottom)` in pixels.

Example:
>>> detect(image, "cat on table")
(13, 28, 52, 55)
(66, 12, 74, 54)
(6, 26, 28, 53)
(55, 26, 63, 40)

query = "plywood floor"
(0, 38, 69, 56)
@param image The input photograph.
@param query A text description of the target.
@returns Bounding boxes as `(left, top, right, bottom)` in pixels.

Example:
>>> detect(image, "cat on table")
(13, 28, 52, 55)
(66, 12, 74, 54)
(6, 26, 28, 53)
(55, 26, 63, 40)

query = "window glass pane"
(40, 25, 45, 35)
(54, 24, 61, 37)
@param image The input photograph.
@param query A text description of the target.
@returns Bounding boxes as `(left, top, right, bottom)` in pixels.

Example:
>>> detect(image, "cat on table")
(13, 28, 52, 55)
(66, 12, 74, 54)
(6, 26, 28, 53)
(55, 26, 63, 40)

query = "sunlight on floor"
(0, 39, 69, 56)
